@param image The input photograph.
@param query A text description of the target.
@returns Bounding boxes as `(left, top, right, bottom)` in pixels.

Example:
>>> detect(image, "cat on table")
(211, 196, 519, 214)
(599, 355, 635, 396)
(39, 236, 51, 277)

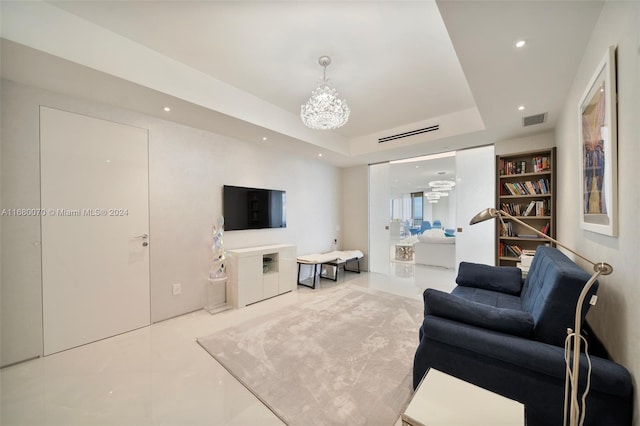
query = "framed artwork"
(579, 46, 617, 236)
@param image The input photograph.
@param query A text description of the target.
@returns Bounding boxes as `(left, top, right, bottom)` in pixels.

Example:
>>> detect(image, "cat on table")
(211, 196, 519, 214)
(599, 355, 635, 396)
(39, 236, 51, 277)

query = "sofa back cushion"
(456, 262, 522, 295)
(424, 289, 534, 338)
(521, 246, 598, 347)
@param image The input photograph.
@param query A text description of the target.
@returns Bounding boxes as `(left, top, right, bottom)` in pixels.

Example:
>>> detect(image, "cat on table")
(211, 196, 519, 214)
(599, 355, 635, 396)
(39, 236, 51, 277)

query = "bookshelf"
(496, 148, 556, 266)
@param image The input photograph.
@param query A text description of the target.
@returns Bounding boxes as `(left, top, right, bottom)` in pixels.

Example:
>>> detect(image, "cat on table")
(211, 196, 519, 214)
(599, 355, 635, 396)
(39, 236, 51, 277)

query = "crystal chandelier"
(301, 56, 350, 130)
(429, 180, 456, 190)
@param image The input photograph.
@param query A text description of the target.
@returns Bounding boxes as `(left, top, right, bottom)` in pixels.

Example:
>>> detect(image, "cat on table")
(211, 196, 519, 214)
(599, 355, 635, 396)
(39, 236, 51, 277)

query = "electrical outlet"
(172, 282, 182, 296)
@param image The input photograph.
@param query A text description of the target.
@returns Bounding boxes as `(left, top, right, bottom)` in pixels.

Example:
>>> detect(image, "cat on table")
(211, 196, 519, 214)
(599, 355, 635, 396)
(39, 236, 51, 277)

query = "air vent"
(378, 125, 440, 143)
(523, 113, 547, 127)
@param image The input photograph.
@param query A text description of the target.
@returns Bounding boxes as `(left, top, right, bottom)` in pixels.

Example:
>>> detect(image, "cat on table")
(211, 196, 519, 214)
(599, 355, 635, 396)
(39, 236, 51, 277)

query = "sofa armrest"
(420, 315, 633, 398)
(456, 261, 523, 295)
(424, 289, 533, 338)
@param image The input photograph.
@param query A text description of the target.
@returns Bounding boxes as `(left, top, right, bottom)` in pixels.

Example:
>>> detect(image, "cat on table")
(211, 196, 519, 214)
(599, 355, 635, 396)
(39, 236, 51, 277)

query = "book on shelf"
(523, 200, 536, 216)
(502, 156, 550, 175)
(502, 179, 550, 196)
(541, 222, 550, 236)
(501, 200, 548, 217)
(501, 202, 515, 215)
(501, 160, 528, 175)
(500, 221, 514, 237)
(533, 156, 550, 173)
(501, 243, 522, 257)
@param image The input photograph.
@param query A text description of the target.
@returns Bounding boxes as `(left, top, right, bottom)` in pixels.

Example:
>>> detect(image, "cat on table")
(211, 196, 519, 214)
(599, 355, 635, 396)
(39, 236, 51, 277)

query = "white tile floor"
(1, 264, 455, 426)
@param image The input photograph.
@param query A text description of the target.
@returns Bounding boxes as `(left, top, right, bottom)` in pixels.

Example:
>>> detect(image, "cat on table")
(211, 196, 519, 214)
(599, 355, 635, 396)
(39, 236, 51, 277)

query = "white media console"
(227, 244, 297, 308)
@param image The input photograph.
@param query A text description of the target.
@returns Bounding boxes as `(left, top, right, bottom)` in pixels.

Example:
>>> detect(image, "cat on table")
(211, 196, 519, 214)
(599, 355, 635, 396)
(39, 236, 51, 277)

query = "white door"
(455, 145, 495, 267)
(368, 163, 390, 274)
(40, 107, 150, 355)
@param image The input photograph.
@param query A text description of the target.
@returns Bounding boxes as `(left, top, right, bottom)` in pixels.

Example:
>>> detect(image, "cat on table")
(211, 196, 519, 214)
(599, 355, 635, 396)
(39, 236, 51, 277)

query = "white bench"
(297, 250, 364, 289)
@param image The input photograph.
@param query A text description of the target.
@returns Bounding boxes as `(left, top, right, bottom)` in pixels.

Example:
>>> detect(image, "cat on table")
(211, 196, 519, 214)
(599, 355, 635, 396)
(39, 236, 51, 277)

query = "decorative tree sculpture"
(210, 216, 226, 280)
(205, 216, 228, 313)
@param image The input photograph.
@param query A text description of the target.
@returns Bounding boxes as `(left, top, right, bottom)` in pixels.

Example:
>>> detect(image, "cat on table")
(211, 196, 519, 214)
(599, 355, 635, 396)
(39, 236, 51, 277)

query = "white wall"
(494, 131, 555, 156)
(554, 1, 639, 422)
(0, 79, 342, 366)
(341, 165, 369, 271)
(455, 145, 495, 266)
(368, 163, 391, 274)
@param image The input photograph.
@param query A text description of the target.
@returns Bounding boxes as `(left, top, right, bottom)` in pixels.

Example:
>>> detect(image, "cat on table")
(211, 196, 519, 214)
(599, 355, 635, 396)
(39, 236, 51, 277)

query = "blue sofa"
(413, 246, 633, 426)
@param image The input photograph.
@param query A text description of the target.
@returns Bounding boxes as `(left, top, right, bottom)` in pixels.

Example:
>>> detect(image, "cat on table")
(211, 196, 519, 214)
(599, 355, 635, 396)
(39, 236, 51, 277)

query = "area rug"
(197, 285, 423, 426)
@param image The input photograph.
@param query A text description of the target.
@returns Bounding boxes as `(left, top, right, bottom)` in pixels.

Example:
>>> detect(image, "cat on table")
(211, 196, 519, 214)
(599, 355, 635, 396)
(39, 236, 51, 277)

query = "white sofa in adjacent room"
(413, 229, 455, 268)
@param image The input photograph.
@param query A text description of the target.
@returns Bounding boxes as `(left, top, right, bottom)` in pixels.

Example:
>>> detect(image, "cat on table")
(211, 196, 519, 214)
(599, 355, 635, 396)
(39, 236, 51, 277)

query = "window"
(411, 192, 423, 223)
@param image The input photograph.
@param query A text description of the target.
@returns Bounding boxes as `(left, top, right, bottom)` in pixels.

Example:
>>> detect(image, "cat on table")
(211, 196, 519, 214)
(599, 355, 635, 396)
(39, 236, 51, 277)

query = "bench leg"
(297, 263, 318, 289)
(344, 258, 361, 273)
(320, 263, 339, 282)
(319, 258, 361, 282)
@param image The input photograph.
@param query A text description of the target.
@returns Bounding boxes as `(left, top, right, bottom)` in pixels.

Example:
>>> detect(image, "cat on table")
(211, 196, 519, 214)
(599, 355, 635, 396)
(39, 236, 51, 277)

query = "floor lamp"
(469, 208, 612, 426)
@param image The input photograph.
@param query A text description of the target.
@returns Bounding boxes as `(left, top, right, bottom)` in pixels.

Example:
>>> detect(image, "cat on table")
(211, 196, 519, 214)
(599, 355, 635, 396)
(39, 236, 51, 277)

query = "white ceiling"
(389, 154, 456, 196)
(48, 0, 476, 139)
(0, 0, 604, 166)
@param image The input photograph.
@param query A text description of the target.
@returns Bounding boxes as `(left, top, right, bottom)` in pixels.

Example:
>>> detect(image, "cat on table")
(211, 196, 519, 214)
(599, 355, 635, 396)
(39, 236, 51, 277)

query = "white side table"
(402, 369, 523, 426)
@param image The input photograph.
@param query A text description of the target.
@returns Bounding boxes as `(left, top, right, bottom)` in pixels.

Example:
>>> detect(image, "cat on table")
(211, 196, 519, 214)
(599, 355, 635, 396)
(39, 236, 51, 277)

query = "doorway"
(368, 147, 495, 274)
(40, 107, 151, 355)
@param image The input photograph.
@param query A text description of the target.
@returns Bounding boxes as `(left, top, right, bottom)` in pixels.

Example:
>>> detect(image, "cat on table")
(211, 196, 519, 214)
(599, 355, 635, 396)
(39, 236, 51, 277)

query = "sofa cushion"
(423, 288, 534, 338)
(521, 246, 598, 347)
(451, 286, 522, 310)
(420, 315, 633, 398)
(456, 262, 523, 295)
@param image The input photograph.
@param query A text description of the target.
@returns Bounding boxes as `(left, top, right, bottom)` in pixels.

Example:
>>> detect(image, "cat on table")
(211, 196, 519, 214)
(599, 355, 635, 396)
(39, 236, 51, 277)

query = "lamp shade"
(469, 208, 500, 225)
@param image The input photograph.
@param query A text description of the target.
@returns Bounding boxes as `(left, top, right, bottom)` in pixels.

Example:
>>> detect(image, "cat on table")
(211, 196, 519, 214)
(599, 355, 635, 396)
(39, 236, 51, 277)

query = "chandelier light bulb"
(301, 56, 350, 130)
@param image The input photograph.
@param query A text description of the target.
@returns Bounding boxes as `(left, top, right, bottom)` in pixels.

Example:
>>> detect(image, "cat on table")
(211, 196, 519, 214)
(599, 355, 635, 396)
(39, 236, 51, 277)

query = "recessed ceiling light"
(163, 106, 171, 112)
(518, 105, 526, 111)
(415, 165, 419, 169)
(515, 40, 526, 48)
(262, 137, 268, 141)
(318, 153, 323, 157)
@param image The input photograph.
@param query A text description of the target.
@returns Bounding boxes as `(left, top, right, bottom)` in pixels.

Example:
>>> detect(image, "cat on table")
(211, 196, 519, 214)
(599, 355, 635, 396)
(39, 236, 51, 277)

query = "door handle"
(133, 233, 149, 239)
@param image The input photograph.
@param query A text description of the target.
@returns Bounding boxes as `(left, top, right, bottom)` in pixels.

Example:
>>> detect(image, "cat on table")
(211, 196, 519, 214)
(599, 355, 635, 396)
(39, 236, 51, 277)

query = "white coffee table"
(401, 369, 524, 426)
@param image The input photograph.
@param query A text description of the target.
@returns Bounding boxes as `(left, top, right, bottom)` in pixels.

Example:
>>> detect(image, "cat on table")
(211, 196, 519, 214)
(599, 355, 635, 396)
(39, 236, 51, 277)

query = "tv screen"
(223, 185, 286, 231)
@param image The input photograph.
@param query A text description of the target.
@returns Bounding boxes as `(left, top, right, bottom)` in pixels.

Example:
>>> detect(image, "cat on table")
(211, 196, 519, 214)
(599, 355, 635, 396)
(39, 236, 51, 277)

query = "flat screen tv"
(223, 185, 286, 231)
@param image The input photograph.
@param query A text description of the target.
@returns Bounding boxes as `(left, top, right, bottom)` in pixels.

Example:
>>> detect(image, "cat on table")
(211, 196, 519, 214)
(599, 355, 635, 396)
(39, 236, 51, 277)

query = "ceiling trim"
(1, 1, 350, 155)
